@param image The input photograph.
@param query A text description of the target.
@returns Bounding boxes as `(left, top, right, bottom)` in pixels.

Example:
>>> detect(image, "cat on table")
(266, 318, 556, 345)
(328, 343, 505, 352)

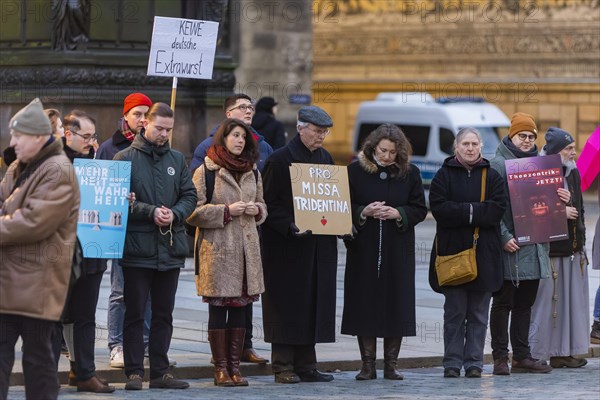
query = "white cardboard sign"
(147, 16, 219, 79)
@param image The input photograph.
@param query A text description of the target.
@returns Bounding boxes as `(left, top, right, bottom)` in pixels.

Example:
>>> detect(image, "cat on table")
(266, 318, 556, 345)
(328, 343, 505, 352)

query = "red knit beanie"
(123, 93, 152, 115)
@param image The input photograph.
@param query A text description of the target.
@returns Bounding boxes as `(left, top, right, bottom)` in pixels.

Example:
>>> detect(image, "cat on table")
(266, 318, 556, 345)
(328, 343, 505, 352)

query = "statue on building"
(51, 0, 91, 51)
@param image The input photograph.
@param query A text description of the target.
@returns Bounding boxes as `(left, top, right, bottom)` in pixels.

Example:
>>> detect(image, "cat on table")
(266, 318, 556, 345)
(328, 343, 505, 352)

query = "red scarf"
(207, 145, 253, 173)
(121, 119, 136, 142)
(454, 153, 483, 171)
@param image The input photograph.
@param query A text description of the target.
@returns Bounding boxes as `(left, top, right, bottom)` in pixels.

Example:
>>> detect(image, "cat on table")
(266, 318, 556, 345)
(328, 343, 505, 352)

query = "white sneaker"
(110, 346, 125, 368)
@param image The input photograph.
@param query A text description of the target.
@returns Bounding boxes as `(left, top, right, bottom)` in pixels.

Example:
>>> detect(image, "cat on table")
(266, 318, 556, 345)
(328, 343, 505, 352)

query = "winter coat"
(428, 156, 507, 293)
(96, 119, 133, 161)
(189, 124, 273, 173)
(114, 132, 197, 270)
(490, 138, 550, 281)
(341, 152, 427, 337)
(187, 157, 267, 297)
(0, 139, 80, 321)
(251, 111, 286, 150)
(261, 134, 338, 345)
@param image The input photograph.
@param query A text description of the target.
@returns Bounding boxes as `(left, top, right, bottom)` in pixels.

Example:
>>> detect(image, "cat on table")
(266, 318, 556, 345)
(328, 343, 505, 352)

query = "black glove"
(290, 222, 312, 238)
(338, 225, 358, 240)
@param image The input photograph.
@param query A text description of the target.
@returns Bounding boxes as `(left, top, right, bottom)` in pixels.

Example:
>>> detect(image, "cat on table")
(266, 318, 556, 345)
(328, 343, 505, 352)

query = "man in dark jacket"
(252, 96, 286, 150)
(261, 105, 338, 384)
(96, 93, 154, 369)
(61, 110, 115, 393)
(114, 103, 196, 391)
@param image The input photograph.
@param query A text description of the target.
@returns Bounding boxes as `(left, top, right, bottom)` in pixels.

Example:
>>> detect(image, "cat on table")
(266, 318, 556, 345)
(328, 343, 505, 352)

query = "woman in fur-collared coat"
(341, 124, 427, 381)
(187, 118, 267, 387)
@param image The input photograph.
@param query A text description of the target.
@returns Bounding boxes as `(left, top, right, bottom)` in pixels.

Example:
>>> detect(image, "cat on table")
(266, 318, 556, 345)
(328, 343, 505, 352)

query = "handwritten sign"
(505, 154, 568, 245)
(147, 16, 219, 79)
(290, 163, 352, 235)
(74, 159, 131, 258)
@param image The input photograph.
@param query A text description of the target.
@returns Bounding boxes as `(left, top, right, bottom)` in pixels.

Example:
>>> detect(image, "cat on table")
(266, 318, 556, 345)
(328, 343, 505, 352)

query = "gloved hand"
(290, 222, 312, 238)
(338, 225, 358, 240)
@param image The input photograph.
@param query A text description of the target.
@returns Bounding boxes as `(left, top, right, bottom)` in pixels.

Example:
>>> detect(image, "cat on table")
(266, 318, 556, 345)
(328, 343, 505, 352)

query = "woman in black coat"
(342, 124, 427, 381)
(428, 127, 507, 378)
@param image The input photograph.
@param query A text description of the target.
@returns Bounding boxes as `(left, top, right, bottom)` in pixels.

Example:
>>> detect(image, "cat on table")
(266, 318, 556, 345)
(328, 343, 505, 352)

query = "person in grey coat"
(489, 113, 570, 375)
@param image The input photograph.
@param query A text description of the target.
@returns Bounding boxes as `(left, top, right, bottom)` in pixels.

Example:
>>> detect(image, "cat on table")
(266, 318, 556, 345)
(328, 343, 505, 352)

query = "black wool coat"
(341, 153, 427, 338)
(428, 157, 507, 293)
(260, 134, 338, 344)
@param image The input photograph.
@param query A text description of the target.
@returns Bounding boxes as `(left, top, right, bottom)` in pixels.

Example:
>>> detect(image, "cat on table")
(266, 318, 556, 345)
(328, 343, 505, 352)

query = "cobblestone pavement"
(6, 357, 600, 400)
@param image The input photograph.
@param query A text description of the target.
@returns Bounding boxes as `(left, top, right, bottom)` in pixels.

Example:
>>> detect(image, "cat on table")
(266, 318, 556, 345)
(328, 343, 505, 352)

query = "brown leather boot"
(228, 328, 249, 386)
(208, 329, 234, 386)
(383, 338, 404, 380)
(77, 375, 115, 393)
(355, 336, 376, 380)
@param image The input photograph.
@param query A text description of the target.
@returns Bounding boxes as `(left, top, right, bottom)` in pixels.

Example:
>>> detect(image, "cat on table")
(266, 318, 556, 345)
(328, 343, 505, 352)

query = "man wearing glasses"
(188, 93, 273, 365)
(261, 106, 338, 384)
(489, 112, 570, 375)
(63, 110, 97, 160)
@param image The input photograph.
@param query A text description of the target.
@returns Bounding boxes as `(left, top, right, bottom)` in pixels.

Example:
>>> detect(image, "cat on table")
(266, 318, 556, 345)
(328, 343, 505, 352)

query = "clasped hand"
(362, 201, 400, 220)
(229, 201, 259, 217)
(153, 205, 173, 227)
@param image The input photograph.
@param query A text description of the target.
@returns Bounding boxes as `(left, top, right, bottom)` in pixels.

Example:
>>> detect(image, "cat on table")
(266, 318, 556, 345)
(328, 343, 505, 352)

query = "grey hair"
(297, 121, 310, 130)
(454, 127, 483, 150)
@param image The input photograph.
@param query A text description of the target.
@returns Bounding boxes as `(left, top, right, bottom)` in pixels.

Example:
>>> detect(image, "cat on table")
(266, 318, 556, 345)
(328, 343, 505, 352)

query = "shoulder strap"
(204, 167, 216, 203)
(252, 168, 258, 183)
(473, 167, 487, 247)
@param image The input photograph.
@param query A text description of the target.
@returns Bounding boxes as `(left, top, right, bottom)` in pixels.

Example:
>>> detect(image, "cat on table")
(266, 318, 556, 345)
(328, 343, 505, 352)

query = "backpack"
(185, 167, 259, 237)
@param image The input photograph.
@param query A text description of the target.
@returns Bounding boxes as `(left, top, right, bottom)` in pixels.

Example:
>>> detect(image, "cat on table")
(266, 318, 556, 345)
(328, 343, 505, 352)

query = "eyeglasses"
(72, 130, 98, 143)
(227, 104, 255, 113)
(303, 126, 330, 137)
(517, 133, 537, 142)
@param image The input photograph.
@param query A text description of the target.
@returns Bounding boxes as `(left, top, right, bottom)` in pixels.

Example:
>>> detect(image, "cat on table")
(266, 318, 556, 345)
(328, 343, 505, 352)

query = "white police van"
(353, 92, 510, 190)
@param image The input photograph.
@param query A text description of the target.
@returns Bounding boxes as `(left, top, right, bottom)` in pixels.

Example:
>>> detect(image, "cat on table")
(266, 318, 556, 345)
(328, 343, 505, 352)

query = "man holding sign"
(261, 106, 338, 384)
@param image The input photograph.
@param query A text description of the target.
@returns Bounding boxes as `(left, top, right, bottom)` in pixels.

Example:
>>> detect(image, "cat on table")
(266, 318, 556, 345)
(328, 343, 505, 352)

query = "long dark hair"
(212, 118, 259, 163)
(362, 123, 412, 179)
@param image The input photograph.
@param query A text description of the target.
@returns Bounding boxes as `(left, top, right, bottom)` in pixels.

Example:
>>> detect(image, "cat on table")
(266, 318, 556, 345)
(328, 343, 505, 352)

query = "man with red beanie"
(97, 93, 155, 369)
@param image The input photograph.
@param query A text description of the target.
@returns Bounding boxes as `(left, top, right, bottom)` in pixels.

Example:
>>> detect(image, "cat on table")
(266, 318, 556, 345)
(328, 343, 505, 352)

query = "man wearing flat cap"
(530, 127, 589, 369)
(0, 98, 80, 399)
(489, 113, 571, 375)
(261, 105, 338, 384)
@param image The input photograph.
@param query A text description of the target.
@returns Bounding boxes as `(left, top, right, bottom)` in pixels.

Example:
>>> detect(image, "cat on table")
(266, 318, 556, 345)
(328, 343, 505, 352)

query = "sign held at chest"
(290, 163, 352, 235)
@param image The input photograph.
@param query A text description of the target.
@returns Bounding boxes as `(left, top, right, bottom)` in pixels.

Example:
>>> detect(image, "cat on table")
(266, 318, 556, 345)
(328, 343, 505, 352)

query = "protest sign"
(290, 163, 352, 235)
(74, 159, 131, 258)
(505, 154, 568, 245)
(147, 16, 219, 79)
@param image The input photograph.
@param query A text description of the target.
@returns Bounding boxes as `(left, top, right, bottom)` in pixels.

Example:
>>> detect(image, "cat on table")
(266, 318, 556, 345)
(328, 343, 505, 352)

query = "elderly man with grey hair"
(261, 105, 338, 384)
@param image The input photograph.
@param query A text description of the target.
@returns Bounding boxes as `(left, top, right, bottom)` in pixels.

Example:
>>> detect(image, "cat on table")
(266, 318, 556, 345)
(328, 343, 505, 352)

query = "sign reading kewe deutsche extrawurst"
(289, 163, 352, 235)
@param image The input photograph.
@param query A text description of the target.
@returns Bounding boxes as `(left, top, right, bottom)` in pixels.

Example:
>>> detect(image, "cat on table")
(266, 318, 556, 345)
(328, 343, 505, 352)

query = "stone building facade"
(312, 0, 600, 161)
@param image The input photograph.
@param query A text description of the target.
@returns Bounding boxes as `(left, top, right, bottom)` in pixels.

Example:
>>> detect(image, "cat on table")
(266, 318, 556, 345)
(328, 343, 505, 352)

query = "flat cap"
(298, 105, 333, 128)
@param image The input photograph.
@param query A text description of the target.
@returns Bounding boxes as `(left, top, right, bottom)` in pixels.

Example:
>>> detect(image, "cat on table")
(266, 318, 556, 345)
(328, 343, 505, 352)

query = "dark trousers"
(123, 267, 180, 379)
(244, 303, 254, 349)
(208, 305, 245, 330)
(490, 279, 540, 361)
(70, 271, 104, 381)
(271, 343, 317, 374)
(0, 314, 59, 400)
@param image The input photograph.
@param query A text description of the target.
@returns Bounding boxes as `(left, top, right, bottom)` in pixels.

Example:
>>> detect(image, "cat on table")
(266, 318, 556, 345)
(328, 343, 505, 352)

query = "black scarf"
(503, 136, 538, 159)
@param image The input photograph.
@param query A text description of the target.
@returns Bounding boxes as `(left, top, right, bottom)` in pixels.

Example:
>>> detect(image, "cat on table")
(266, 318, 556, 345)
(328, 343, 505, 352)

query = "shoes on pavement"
(443, 367, 460, 378)
(550, 356, 587, 368)
(68, 369, 77, 386)
(274, 371, 301, 384)
(591, 320, 600, 344)
(465, 367, 482, 378)
(77, 375, 115, 393)
(512, 357, 552, 373)
(297, 369, 334, 382)
(125, 374, 143, 391)
(149, 373, 190, 389)
(241, 348, 268, 364)
(109, 346, 124, 368)
(493, 357, 510, 375)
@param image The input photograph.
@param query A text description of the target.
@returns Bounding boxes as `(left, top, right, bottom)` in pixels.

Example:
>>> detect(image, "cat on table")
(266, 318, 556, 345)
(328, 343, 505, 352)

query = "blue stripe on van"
(412, 160, 443, 188)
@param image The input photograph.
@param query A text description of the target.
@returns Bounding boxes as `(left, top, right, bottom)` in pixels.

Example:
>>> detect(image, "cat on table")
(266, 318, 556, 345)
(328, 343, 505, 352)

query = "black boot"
(208, 329, 234, 386)
(355, 336, 376, 380)
(383, 337, 404, 380)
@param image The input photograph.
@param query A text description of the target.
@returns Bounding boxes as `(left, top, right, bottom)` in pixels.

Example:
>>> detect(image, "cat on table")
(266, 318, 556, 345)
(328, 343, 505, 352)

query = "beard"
(561, 157, 576, 170)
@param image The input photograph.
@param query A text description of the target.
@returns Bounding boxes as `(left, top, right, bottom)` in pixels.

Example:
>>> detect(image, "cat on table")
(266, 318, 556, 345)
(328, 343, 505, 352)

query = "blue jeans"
(107, 259, 151, 350)
(594, 285, 600, 321)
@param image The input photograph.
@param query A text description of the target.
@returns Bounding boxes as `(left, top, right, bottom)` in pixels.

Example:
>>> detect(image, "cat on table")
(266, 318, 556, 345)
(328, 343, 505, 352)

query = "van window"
(439, 128, 454, 155)
(356, 124, 430, 156)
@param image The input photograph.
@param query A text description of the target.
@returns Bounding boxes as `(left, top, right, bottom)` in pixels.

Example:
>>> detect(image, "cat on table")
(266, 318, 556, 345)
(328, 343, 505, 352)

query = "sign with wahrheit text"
(147, 16, 219, 79)
(505, 154, 568, 245)
(290, 163, 352, 235)
(74, 159, 131, 258)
